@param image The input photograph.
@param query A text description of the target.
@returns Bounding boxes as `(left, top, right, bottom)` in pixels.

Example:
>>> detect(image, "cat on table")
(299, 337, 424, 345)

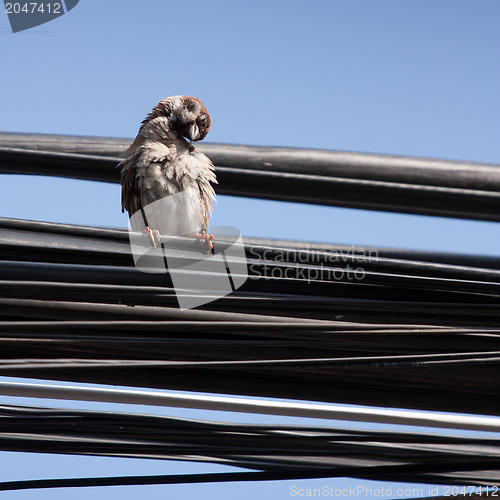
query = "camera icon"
(128, 189, 248, 310)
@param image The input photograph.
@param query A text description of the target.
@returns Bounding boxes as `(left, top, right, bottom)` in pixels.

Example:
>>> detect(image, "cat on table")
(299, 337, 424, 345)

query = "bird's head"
(144, 95, 211, 143)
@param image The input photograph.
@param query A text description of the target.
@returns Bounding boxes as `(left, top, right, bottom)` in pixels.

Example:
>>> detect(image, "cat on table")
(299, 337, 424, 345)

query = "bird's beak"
(187, 122, 201, 141)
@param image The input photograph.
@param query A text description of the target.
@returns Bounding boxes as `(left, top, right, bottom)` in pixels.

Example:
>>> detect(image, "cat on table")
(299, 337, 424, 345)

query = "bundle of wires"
(0, 132, 499, 495)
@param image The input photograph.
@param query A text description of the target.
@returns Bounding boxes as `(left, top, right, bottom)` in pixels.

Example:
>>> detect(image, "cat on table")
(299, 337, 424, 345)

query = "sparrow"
(119, 96, 216, 249)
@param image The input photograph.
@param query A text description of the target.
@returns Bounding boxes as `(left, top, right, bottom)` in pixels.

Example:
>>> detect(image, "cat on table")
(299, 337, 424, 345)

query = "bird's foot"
(145, 226, 161, 248)
(195, 231, 214, 253)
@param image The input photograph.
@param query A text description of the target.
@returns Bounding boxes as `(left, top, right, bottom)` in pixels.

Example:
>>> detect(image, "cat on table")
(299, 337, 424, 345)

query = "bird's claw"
(195, 231, 214, 253)
(145, 226, 161, 247)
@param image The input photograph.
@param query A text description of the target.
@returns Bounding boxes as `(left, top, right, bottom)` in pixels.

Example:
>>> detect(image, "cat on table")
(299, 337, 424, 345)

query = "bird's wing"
(119, 155, 142, 217)
(121, 150, 180, 214)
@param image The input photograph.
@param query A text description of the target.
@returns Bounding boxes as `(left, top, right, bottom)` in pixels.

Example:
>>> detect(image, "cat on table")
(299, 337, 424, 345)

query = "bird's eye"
(197, 114, 207, 124)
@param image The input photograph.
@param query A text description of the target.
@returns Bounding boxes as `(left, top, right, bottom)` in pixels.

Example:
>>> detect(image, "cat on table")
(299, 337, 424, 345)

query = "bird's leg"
(195, 230, 214, 253)
(145, 226, 161, 248)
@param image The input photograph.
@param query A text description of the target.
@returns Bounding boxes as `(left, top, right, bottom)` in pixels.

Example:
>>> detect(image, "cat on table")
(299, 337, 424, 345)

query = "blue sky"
(1, 0, 500, 498)
(2, 0, 500, 254)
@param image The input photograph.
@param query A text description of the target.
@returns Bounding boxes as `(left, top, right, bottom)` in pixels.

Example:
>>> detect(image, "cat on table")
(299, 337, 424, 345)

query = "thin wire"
(1, 379, 500, 433)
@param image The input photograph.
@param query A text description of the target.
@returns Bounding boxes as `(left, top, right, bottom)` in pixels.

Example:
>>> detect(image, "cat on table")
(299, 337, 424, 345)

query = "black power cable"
(0, 135, 500, 492)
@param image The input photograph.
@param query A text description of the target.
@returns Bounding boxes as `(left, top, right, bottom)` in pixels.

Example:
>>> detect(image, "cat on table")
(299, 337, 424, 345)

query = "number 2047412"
(5, 3, 62, 14)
